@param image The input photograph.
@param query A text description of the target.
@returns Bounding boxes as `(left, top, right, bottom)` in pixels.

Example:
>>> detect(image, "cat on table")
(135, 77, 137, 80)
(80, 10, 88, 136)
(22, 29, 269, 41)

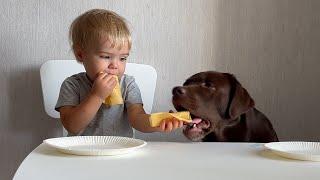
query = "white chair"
(40, 60, 157, 136)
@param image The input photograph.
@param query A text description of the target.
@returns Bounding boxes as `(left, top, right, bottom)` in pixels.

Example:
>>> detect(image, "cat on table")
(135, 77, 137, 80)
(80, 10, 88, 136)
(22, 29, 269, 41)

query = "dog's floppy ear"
(224, 74, 255, 119)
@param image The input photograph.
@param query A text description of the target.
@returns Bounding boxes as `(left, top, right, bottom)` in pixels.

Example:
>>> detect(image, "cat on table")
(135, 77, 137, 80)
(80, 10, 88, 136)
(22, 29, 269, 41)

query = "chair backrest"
(40, 60, 157, 119)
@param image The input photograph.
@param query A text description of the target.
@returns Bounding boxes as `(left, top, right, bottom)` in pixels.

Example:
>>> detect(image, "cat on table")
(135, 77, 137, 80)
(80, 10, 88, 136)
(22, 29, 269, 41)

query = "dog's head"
(172, 71, 255, 141)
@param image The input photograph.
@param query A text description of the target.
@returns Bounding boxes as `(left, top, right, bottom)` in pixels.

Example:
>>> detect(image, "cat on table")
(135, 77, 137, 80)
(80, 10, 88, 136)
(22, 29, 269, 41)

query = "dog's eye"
(202, 81, 216, 90)
(202, 81, 213, 88)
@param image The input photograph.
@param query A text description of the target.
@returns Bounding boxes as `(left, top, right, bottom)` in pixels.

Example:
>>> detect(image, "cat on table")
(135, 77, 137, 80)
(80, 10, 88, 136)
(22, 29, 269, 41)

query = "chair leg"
(62, 127, 68, 136)
(132, 128, 136, 138)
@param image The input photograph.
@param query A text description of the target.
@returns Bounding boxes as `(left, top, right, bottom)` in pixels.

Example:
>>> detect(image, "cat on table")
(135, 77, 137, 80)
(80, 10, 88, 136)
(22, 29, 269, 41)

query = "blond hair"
(69, 9, 131, 58)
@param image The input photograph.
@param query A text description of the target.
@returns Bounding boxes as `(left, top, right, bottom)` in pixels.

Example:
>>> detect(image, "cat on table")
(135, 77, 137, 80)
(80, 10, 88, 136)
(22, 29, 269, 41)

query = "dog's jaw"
(182, 119, 212, 141)
(173, 97, 215, 141)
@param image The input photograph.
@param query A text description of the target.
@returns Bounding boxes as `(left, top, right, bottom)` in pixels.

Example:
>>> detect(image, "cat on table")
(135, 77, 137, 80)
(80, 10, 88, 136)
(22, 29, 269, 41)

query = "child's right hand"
(91, 72, 117, 102)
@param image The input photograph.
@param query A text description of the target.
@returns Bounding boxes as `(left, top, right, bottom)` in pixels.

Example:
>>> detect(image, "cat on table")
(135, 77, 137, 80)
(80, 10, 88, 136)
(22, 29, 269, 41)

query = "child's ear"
(74, 46, 84, 62)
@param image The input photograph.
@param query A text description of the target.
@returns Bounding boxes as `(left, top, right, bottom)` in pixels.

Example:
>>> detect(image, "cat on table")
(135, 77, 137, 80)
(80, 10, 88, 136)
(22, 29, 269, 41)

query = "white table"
(14, 142, 320, 180)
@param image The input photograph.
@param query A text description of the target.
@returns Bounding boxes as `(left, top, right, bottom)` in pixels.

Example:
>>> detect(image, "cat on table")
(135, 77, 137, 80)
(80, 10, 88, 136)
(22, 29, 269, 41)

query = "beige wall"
(0, 0, 319, 179)
(211, 0, 320, 141)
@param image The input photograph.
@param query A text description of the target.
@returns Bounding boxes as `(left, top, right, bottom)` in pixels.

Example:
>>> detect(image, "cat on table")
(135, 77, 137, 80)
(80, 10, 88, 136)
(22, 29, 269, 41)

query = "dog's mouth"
(175, 105, 211, 135)
(185, 113, 212, 141)
(185, 114, 211, 131)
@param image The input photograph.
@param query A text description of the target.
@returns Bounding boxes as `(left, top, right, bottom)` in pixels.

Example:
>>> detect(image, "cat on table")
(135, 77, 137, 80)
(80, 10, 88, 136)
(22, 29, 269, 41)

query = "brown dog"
(172, 71, 278, 143)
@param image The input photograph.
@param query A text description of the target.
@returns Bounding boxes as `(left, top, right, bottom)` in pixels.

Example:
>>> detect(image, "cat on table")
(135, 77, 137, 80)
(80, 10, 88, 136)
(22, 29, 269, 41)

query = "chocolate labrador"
(172, 71, 278, 143)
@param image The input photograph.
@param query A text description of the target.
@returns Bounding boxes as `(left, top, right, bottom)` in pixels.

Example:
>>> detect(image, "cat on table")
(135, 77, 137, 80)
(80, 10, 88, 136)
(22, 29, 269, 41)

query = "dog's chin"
(183, 128, 205, 141)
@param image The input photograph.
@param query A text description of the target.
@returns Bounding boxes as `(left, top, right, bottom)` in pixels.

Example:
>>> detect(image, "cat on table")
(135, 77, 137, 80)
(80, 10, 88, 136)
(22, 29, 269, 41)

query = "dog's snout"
(173, 87, 186, 95)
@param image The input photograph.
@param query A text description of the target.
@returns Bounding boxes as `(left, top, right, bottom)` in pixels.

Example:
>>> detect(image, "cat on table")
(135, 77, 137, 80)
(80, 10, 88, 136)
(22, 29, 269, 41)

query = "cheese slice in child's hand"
(104, 75, 123, 106)
(149, 111, 192, 127)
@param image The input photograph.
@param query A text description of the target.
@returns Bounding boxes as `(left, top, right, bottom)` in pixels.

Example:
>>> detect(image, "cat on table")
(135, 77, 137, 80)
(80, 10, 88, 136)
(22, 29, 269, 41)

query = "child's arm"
(127, 104, 183, 133)
(59, 92, 103, 134)
(59, 73, 116, 134)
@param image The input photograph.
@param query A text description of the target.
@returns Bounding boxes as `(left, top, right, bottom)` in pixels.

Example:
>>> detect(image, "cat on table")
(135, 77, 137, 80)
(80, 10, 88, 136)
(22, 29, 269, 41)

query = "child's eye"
(120, 57, 128, 61)
(100, 56, 111, 59)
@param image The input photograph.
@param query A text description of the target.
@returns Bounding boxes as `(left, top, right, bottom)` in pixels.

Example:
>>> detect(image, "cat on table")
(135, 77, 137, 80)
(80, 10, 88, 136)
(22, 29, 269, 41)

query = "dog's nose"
(172, 87, 186, 95)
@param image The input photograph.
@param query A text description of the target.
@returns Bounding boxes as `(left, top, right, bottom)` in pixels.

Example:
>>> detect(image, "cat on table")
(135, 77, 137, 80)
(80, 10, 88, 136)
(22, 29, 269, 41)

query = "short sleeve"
(55, 78, 80, 112)
(125, 77, 143, 107)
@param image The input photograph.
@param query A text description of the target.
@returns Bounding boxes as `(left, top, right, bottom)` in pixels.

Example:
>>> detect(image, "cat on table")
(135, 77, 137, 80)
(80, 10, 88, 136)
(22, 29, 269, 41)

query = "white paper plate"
(264, 141, 320, 161)
(44, 136, 147, 156)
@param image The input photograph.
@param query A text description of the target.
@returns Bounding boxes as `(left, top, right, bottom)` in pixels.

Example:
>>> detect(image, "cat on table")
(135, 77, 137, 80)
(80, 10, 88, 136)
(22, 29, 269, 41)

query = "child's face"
(78, 39, 130, 81)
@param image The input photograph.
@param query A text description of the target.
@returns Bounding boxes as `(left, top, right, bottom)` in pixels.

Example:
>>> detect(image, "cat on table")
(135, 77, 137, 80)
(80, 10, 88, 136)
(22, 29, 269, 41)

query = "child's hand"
(156, 117, 184, 132)
(91, 72, 117, 101)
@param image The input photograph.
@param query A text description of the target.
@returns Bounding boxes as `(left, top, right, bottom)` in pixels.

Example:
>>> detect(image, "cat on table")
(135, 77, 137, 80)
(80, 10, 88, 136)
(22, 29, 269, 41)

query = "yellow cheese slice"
(149, 111, 192, 127)
(104, 75, 123, 105)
